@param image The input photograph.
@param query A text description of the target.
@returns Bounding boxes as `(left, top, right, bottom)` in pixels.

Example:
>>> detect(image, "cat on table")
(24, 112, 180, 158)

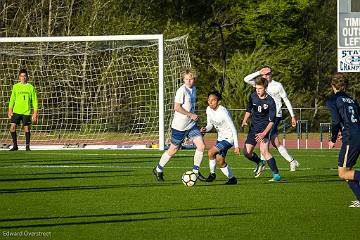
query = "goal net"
(0, 35, 190, 150)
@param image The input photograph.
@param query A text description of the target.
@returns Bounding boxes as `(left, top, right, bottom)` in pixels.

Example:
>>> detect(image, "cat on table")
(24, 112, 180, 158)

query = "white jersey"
(171, 84, 196, 131)
(204, 105, 239, 148)
(244, 71, 295, 118)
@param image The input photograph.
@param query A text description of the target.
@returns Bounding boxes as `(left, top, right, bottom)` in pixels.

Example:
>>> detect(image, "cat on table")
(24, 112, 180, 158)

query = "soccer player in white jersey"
(201, 91, 240, 184)
(153, 68, 206, 181)
(244, 66, 300, 171)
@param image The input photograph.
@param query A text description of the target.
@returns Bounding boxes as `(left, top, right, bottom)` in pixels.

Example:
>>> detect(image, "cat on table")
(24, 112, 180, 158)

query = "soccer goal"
(0, 35, 191, 150)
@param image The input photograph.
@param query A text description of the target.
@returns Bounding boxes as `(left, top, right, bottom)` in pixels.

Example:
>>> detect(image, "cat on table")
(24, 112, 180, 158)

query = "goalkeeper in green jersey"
(7, 69, 38, 151)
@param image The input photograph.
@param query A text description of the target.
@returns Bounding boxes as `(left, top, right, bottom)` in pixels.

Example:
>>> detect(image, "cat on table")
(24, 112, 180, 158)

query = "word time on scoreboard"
(338, 0, 360, 72)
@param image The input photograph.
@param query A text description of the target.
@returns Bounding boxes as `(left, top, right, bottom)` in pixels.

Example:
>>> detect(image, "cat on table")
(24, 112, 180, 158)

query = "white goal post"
(0, 34, 191, 150)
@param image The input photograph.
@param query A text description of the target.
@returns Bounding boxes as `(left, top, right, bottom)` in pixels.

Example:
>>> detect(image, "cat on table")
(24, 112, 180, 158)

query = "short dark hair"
(331, 73, 348, 92)
(208, 90, 222, 101)
(255, 76, 268, 88)
(19, 69, 28, 79)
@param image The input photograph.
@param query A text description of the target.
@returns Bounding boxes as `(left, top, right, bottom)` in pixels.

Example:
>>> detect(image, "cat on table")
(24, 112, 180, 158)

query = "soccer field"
(0, 149, 357, 240)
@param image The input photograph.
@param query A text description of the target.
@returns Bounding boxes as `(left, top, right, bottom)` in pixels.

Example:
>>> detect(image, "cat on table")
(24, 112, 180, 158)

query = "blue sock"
(347, 180, 360, 200)
(267, 157, 279, 174)
(354, 171, 360, 181)
(248, 153, 261, 164)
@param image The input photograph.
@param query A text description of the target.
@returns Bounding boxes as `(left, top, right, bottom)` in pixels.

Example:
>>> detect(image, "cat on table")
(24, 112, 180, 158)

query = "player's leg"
(153, 128, 184, 181)
(337, 143, 360, 207)
(9, 113, 20, 151)
(243, 131, 266, 177)
(215, 141, 237, 184)
(23, 115, 32, 151)
(270, 117, 299, 171)
(206, 145, 219, 182)
(260, 139, 281, 182)
(191, 128, 206, 180)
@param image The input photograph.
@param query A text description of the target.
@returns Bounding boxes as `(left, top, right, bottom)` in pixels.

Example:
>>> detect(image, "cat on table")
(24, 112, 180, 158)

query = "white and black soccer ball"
(181, 171, 197, 187)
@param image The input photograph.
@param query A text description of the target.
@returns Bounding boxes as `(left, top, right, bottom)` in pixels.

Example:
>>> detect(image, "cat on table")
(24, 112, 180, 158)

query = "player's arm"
(243, 71, 259, 87)
(32, 86, 38, 123)
(242, 95, 253, 127)
(8, 86, 16, 119)
(201, 108, 213, 134)
(278, 83, 296, 127)
(174, 103, 198, 121)
(224, 110, 240, 154)
(326, 98, 341, 148)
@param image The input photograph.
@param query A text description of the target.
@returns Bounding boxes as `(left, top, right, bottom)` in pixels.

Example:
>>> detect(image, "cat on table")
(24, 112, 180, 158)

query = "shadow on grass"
(0, 207, 251, 229)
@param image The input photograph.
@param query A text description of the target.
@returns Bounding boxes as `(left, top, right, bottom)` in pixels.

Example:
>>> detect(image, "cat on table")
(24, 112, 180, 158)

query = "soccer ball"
(181, 171, 197, 187)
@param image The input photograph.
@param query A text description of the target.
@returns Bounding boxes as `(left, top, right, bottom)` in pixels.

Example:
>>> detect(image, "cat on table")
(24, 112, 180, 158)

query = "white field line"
(0, 165, 333, 171)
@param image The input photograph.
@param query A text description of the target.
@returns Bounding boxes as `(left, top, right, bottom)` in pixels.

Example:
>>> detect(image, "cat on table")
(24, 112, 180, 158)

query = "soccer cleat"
(206, 173, 216, 182)
(290, 159, 300, 171)
(152, 168, 164, 181)
(225, 177, 237, 185)
(196, 172, 206, 181)
(254, 160, 266, 178)
(268, 173, 282, 182)
(26, 146, 31, 151)
(349, 200, 360, 208)
(9, 146, 18, 151)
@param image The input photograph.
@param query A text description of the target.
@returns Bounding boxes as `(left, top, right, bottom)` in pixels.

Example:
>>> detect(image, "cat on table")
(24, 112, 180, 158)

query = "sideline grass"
(0, 149, 358, 240)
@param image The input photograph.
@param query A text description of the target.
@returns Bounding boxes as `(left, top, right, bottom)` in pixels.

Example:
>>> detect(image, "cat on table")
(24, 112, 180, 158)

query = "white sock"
(278, 145, 293, 162)
(192, 149, 204, 173)
(220, 164, 234, 179)
(157, 152, 171, 172)
(260, 153, 265, 160)
(209, 159, 216, 174)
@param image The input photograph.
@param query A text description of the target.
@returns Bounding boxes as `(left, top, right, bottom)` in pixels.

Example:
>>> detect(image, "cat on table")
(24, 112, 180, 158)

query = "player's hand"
(241, 121, 248, 128)
(200, 127, 207, 134)
(32, 112, 38, 124)
(189, 113, 199, 121)
(291, 117, 297, 128)
(234, 147, 240, 155)
(255, 132, 265, 143)
(260, 67, 271, 76)
(329, 141, 335, 149)
(7, 109, 13, 119)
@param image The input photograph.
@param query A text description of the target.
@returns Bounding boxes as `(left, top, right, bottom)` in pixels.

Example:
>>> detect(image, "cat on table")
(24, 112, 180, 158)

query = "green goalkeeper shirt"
(9, 82, 38, 115)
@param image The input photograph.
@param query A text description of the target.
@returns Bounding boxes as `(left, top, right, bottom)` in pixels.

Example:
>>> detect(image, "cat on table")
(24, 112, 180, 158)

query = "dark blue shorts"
(338, 141, 360, 168)
(215, 140, 233, 158)
(11, 113, 31, 126)
(245, 128, 270, 146)
(170, 125, 202, 148)
(269, 117, 282, 139)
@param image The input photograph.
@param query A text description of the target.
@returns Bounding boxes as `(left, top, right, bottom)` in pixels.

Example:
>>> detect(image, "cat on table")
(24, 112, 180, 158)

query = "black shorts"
(245, 128, 270, 146)
(269, 117, 282, 139)
(338, 140, 360, 168)
(11, 113, 32, 126)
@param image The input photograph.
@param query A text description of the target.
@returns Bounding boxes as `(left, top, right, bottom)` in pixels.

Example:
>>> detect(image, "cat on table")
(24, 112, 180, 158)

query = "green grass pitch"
(0, 149, 358, 240)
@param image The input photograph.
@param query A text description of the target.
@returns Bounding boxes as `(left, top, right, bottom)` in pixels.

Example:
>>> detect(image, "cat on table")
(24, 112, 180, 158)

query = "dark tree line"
(1, 0, 359, 116)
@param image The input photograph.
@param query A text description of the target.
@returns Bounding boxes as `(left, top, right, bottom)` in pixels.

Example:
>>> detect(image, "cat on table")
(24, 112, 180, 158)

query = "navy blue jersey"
(246, 92, 276, 132)
(326, 92, 360, 144)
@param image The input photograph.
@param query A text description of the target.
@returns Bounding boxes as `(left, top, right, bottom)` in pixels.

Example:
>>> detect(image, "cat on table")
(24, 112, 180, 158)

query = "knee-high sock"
(220, 164, 234, 179)
(11, 131, 17, 147)
(156, 152, 172, 172)
(277, 145, 293, 162)
(209, 159, 216, 174)
(267, 157, 279, 174)
(348, 180, 360, 201)
(247, 152, 261, 164)
(25, 132, 31, 146)
(192, 149, 203, 173)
